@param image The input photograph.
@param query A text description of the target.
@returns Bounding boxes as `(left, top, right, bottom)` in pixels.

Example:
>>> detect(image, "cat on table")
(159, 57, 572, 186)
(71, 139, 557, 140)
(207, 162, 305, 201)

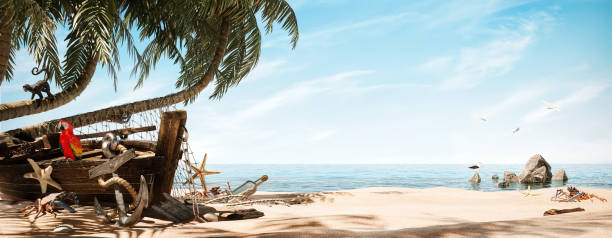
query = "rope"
(97, 176, 139, 209)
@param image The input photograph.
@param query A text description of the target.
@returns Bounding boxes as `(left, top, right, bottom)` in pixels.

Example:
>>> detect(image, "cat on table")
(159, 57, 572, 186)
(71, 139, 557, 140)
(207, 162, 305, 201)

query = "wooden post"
(152, 110, 187, 204)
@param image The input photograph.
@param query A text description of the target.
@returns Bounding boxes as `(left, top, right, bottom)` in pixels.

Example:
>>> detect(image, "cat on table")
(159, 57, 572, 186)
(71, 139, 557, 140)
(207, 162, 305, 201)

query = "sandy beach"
(0, 186, 610, 237)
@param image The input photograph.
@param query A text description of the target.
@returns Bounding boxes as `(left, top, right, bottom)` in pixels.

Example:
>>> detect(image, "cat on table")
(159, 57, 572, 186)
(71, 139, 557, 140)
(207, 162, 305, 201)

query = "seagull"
(476, 115, 490, 122)
(513, 127, 520, 134)
(543, 101, 560, 112)
(468, 162, 482, 171)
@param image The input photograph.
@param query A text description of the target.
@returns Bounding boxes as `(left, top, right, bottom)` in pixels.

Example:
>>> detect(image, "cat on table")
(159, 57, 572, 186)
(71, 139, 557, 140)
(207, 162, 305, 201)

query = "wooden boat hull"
(0, 156, 161, 204)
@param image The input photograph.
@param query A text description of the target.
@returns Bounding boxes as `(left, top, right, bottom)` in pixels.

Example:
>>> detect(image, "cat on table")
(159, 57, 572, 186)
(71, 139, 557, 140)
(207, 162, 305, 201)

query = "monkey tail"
(31, 67, 49, 77)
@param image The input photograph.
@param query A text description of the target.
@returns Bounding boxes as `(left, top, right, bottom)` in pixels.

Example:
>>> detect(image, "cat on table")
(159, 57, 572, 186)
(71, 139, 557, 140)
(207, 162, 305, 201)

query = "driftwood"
(220, 208, 264, 221)
(88, 149, 136, 178)
(77, 126, 156, 140)
(144, 193, 197, 223)
(543, 207, 585, 216)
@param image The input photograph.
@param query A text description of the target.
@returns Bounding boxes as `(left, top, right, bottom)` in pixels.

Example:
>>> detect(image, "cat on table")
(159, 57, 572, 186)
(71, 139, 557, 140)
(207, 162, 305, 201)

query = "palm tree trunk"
(3, 19, 231, 139)
(0, 53, 99, 122)
(0, 7, 13, 85)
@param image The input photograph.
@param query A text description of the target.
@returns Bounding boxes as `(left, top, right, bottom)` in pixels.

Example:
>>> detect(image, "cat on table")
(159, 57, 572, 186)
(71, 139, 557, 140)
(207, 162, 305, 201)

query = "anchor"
(94, 174, 149, 226)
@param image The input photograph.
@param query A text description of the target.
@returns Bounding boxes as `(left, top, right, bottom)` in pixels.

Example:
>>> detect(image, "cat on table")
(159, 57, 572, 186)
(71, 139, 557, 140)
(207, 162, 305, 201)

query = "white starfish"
(543, 101, 560, 112)
(23, 159, 62, 194)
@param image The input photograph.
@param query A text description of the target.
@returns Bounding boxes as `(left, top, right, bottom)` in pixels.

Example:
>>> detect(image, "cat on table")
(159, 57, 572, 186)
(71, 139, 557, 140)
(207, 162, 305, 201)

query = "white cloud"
(310, 129, 337, 141)
(234, 70, 374, 123)
(419, 56, 453, 72)
(521, 83, 609, 125)
(477, 84, 550, 117)
(440, 35, 532, 90)
(426, 0, 536, 27)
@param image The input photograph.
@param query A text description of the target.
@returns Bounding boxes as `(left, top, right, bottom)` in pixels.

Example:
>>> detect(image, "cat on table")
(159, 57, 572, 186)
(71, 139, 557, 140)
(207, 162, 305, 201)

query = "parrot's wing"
(69, 138, 83, 159)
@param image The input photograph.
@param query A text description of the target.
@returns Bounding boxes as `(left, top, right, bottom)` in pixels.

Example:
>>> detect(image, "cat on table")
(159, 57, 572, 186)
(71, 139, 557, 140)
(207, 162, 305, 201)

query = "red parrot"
(58, 120, 82, 161)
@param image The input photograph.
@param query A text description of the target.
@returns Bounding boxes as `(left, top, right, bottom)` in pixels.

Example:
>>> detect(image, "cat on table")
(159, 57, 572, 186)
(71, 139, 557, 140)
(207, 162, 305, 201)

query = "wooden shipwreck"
(0, 110, 187, 204)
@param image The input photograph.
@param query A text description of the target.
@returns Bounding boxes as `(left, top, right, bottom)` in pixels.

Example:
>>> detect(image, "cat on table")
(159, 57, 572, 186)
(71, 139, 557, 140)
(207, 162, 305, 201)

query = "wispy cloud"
(477, 84, 551, 117)
(264, 11, 417, 48)
(234, 70, 374, 123)
(311, 129, 337, 141)
(419, 56, 453, 73)
(426, 0, 537, 27)
(440, 35, 532, 90)
(521, 83, 609, 124)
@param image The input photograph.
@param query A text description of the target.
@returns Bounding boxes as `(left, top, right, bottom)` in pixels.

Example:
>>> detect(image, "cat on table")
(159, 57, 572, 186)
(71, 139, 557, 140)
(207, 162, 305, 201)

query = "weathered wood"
(88, 149, 136, 178)
(0, 148, 101, 164)
(0, 154, 159, 203)
(82, 140, 157, 152)
(152, 110, 187, 204)
(0, 148, 62, 164)
(4, 139, 45, 157)
(76, 126, 157, 140)
(42, 133, 60, 149)
(143, 193, 195, 222)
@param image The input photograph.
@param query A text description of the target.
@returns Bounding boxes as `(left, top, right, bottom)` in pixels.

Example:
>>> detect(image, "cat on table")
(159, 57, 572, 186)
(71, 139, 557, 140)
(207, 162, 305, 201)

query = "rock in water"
(518, 154, 552, 183)
(504, 171, 519, 182)
(552, 169, 568, 181)
(492, 174, 499, 180)
(498, 180, 511, 188)
(469, 172, 481, 183)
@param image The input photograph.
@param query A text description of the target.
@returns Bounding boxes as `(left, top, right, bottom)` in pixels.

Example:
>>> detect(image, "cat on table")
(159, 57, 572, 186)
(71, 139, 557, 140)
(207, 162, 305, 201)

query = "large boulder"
(469, 172, 481, 183)
(552, 169, 568, 181)
(492, 174, 499, 180)
(504, 171, 519, 182)
(518, 154, 552, 183)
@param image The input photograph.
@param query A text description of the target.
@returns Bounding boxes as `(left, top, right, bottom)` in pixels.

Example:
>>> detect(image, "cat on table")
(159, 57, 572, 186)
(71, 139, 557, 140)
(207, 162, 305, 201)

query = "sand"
(1, 187, 611, 237)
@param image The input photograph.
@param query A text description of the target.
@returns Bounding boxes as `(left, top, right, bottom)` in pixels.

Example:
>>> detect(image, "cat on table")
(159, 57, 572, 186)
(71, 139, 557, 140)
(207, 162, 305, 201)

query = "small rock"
(53, 224, 74, 233)
(552, 169, 568, 181)
(498, 180, 512, 188)
(504, 171, 519, 182)
(203, 213, 218, 222)
(492, 174, 499, 180)
(468, 172, 481, 183)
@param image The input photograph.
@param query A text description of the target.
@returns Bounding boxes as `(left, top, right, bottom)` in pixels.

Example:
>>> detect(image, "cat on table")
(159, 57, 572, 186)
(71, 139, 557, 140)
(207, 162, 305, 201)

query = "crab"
(22, 192, 79, 221)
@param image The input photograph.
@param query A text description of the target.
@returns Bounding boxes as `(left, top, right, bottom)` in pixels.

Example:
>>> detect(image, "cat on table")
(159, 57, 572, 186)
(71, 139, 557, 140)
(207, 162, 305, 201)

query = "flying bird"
(513, 127, 520, 134)
(58, 120, 83, 161)
(543, 101, 560, 111)
(476, 115, 490, 122)
(468, 162, 482, 171)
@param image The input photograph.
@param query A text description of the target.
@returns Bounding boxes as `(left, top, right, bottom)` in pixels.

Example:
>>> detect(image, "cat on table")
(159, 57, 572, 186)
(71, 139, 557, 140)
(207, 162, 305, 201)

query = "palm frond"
(210, 9, 261, 99)
(254, 0, 299, 48)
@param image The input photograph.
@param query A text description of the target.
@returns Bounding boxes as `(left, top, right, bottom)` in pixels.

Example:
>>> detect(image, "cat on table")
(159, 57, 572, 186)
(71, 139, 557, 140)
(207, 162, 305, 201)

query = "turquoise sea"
(190, 164, 612, 193)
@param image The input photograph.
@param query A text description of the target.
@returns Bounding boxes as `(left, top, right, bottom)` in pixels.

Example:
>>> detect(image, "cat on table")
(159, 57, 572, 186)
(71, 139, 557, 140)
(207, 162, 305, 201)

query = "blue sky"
(1, 0, 611, 164)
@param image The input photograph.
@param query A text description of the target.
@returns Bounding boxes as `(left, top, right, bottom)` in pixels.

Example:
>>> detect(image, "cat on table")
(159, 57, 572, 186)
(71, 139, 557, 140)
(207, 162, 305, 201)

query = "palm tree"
(0, 0, 131, 121)
(4, 0, 299, 138)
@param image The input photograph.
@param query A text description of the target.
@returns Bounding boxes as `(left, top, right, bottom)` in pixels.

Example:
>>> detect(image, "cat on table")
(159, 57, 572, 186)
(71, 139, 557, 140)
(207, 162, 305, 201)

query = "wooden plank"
(152, 110, 187, 204)
(88, 149, 136, 178)
(76, 126, 157, 140)
(42, 133, 60, 149)
(82, 140, 157, 152)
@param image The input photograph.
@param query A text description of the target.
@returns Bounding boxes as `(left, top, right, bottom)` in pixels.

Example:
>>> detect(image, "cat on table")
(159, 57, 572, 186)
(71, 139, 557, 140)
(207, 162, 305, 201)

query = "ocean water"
(185, 164, 612, 193)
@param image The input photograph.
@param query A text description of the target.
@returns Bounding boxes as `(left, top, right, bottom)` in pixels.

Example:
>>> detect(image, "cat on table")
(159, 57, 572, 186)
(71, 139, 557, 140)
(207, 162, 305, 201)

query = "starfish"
(519, 186, 541, 197)
(183, 153, 220, 192)
(23, 159, 62, 194)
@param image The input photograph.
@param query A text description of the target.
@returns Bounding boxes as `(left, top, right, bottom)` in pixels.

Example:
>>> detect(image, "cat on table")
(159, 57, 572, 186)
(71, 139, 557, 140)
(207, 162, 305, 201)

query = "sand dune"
(1, 187, 610, 237)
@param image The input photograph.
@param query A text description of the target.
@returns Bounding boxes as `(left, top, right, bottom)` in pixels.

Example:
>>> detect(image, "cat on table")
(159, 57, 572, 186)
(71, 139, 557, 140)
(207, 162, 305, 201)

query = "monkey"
(23, 67, 54, 104)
